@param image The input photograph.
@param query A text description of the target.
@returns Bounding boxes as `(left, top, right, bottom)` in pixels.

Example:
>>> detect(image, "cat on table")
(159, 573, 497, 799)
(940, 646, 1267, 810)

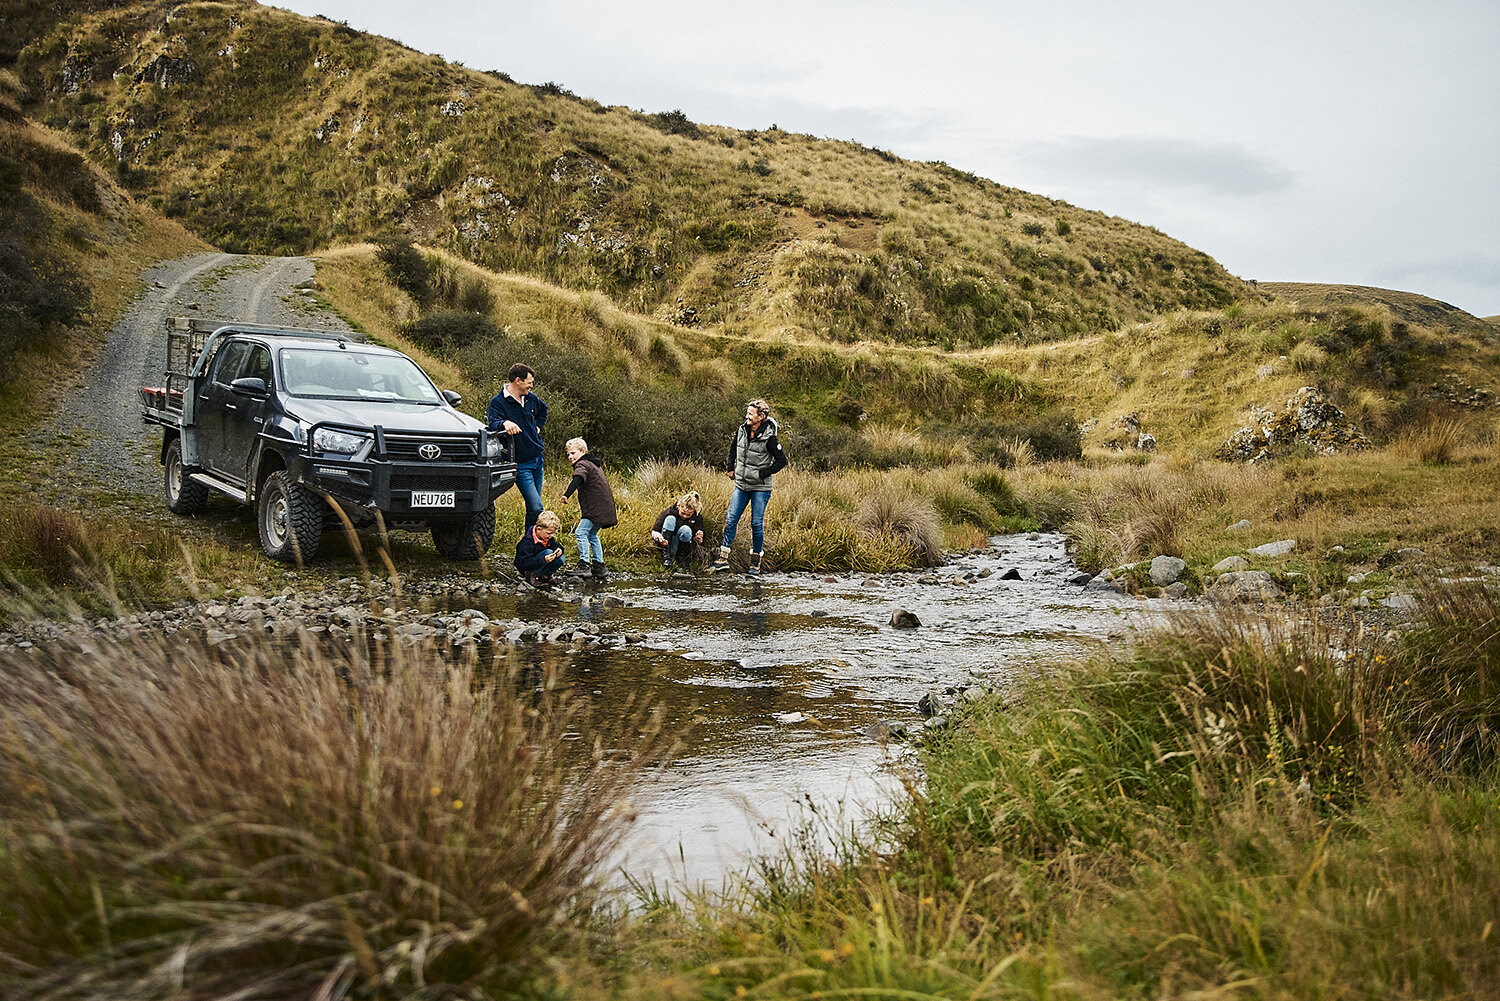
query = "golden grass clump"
(855, 490, 944, 566)
(0, 625, 674, 998)
(1391, 416, 1469, 465)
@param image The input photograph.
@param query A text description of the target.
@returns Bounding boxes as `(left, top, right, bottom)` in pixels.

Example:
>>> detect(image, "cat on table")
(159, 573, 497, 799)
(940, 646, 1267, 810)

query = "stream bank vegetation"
(559, 583, 1500, 1000)
(2, 574, 1495, 997)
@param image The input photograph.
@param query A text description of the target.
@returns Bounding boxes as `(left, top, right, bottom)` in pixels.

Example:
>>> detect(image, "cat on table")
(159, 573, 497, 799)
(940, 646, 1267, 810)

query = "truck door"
(220, 344, 275, 487)
(197, 339, 250, 477)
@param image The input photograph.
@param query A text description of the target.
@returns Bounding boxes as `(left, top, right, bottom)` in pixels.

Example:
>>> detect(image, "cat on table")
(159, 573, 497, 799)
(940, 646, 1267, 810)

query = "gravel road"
(29, 253, 352, 514)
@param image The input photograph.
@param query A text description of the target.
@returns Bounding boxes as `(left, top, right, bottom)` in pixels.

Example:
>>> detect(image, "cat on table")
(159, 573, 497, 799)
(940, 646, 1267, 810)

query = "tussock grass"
(586, 460, 1026, 573)
(0, 623, 673, 999)
(1392, 416, 1470, 465)
(0, 504, 255, 617)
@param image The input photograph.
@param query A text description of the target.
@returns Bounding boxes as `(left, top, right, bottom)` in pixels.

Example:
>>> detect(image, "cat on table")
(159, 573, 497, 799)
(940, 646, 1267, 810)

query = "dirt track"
(29, 253, 350, 514)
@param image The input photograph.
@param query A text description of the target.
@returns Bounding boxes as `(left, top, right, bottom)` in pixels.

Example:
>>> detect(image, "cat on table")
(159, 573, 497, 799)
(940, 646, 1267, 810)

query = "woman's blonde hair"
(747, 398, 770, 418)
(535, 510, 560, 530)
(678, 490, 702, 513)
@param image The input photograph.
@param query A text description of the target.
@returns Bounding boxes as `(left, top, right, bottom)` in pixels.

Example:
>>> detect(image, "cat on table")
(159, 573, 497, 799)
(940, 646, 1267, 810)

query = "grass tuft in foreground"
(0, 623, 674, 999)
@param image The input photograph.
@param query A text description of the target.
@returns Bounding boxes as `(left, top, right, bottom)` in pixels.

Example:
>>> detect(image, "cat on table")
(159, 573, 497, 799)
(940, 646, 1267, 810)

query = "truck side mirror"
(441, 390, 462, 406)
(230, 376, 269, 397)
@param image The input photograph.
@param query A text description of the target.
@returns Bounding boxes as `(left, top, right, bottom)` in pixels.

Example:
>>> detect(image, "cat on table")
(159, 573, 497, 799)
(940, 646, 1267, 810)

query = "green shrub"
(377, 239, 432, 302)
(403, 308, 501, 349)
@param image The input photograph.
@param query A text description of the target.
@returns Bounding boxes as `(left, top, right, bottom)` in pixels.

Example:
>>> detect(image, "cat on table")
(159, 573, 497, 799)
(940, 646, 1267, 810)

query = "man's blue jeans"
(513, 456, 543, 530)
(721, 487, 770, 553)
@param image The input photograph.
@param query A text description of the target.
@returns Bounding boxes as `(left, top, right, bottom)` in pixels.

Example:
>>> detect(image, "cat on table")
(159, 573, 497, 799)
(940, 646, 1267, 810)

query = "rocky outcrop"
(1216, 386, 1373, 463)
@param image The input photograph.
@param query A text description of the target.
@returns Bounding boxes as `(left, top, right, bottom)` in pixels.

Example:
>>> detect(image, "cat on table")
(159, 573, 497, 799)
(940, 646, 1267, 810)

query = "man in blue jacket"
(487, 362, 548, 531)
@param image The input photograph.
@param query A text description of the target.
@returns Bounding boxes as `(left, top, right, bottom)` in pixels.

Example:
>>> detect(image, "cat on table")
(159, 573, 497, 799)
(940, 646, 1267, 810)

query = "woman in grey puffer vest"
(711, 398, 787, 575)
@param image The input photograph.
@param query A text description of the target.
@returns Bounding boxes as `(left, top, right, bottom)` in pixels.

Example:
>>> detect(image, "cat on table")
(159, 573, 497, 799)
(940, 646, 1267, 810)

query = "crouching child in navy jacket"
(515, 509, 565, 588)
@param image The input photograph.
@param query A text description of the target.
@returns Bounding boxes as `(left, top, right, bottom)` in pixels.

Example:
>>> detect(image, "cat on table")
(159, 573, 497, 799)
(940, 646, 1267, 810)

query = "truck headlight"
(482, 431, 506, 458)
(313, 427, 368, 454)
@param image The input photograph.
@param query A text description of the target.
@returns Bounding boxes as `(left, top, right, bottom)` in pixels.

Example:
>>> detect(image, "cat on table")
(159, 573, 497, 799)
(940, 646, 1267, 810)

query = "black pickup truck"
(141, 317, 515, 563)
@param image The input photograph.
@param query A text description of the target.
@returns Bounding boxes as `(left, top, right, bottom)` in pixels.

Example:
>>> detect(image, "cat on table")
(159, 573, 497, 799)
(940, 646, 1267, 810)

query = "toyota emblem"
(418, 443, 442, 460)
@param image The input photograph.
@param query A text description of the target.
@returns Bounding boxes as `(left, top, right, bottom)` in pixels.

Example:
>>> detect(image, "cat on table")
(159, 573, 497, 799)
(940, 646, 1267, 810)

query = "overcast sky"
(272, 0, 1499, 318)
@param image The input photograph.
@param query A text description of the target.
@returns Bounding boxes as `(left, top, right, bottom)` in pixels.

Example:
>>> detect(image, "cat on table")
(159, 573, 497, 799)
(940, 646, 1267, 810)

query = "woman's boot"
(590, 560, 608, 581)
(710, 546, 732, 573)
(748, 551, 763, 576)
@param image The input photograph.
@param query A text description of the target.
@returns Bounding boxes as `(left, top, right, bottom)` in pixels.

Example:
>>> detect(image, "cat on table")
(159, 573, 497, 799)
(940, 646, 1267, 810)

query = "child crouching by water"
(651, 490, 705, 569)
(514, 509, 565, 588)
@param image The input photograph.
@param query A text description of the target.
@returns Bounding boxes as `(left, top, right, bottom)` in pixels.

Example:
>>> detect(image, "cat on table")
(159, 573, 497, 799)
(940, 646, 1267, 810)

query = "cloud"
(1370, 252, 1500, 310)
(1019, 136, 1298, 197)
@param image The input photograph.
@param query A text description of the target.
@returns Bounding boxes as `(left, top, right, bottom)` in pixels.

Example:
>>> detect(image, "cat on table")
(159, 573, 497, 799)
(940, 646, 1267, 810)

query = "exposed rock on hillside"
(1216, 386, 1373, 463)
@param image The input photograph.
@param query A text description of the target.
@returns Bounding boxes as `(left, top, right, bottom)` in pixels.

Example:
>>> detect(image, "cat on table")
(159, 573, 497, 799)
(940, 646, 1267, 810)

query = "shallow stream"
(440, 531, 1174, 892)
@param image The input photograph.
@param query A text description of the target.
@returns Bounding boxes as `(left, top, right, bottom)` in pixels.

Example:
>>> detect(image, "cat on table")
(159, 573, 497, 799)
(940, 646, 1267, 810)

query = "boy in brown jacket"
(558, 437, 617, 581)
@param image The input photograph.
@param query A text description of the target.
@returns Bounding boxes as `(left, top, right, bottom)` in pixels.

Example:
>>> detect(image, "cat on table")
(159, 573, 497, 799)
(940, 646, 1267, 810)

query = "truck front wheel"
(431, 505, 497, 560)
(164, 437, 209, 515)
(258, 471, 323, 563)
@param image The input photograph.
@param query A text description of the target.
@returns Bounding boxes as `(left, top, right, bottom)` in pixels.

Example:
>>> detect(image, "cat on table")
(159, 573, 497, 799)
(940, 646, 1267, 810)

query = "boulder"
(1149, 555, 1186, 586)
(1248, 539, 1296, 558)
(1212, 555, 1250, 573)
(1208, 570, 1283, 603)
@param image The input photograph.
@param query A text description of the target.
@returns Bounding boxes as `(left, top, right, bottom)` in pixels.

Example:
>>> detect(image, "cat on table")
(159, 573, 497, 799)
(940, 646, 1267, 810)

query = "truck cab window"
(244, 345, 272, 386)
(209, 341, 250, 386)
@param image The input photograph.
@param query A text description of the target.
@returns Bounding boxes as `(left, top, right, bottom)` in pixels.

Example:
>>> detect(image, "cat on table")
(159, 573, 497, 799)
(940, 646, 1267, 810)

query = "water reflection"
(447, 531, 1170, 892)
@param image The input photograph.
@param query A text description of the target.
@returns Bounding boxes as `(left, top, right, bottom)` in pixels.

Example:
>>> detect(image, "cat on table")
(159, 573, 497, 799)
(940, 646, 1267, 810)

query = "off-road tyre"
(258, 470, 323, 564)
(431, 505, 497, 560)
(164, 436, 209, 515)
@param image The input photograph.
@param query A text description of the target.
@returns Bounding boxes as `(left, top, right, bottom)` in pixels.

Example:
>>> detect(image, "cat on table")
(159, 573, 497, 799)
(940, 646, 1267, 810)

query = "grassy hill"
(6, 0, 1252, 349)
(1, 0, 1498, 598)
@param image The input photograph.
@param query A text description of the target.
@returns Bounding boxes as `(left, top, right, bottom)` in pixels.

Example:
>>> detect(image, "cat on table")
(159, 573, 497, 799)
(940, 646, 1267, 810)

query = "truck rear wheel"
(258, 471, 323, 563)
(431, 505, 497, 560)
(164, 437, 209, 515)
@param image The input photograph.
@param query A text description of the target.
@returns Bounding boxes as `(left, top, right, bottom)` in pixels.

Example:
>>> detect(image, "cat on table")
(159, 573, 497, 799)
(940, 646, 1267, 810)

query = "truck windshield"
(280, 348, 443, 404)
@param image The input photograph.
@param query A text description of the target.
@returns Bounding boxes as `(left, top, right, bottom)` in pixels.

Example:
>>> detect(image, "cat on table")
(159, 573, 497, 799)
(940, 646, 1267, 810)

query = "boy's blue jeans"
(574, 518, 604, 563)
(721, 487, 770, 553)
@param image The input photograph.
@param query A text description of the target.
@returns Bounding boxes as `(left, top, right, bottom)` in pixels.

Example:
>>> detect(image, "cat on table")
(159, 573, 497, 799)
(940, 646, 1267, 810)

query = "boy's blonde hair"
(565, 437, 588, 452)
(678, 490, 702, 513)
(535, 510, 561, 531)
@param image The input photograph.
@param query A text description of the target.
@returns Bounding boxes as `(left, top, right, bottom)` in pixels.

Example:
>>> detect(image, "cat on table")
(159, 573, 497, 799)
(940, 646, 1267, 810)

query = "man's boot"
(590, 560, 608, 581)
(748, 551, 763, 576)
(710, 545, 732, 573)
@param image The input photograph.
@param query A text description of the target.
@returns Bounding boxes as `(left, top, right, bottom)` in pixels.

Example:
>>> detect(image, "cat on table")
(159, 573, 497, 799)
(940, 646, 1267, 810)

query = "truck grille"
(380, 433, 479, 461)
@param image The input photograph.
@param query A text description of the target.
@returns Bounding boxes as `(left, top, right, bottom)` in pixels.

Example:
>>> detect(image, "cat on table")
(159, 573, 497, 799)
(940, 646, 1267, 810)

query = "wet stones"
(0, 574, 652, 655)
(889, 609, 922, 629)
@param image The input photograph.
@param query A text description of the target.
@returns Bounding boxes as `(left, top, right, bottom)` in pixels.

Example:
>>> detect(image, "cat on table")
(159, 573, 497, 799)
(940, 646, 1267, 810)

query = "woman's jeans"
(661, 515, 694, 558)
(721, 487, 770, 553)
(513, 456, 544, 529)
(574, 518, 604, 563)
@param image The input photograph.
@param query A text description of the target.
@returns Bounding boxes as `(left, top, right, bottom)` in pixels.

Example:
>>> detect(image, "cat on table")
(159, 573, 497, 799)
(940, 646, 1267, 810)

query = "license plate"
(410, 491, 455, 508)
